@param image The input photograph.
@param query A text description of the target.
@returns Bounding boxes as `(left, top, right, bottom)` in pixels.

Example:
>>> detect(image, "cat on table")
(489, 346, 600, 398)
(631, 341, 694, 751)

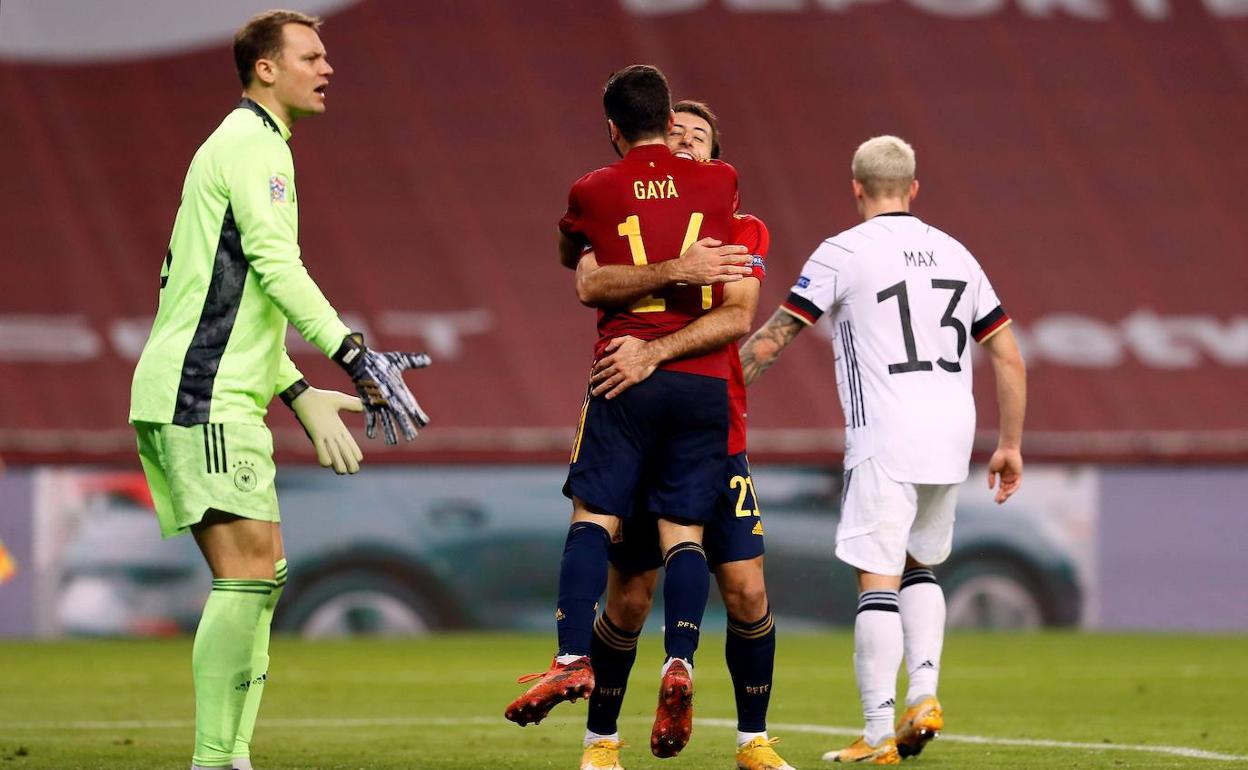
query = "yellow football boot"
(580, 738, 625, 770)
(736, 736, 796, 769)
(821, 736, 900, 764)
(894, 697, 943, 758)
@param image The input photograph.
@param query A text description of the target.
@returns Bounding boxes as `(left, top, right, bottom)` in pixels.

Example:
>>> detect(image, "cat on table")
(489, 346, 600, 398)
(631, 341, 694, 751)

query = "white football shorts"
(835, 458, 959, 575)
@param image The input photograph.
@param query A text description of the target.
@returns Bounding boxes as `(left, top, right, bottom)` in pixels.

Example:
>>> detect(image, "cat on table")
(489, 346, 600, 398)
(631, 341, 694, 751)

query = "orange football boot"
(650, 659, 694, 757)
(504, 656, 595, 726)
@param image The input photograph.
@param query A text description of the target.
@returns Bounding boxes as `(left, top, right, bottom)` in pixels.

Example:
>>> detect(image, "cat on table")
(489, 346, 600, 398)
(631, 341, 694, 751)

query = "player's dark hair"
(673, 99, 721, 159)
(234, 10, 323, 88)
(603, 65, 672, 143)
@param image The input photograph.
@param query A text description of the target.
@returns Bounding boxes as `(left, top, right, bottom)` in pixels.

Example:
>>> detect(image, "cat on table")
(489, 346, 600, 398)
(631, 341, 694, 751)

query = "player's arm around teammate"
(573, 238, 751, 305)
(588, 277, 756, 399)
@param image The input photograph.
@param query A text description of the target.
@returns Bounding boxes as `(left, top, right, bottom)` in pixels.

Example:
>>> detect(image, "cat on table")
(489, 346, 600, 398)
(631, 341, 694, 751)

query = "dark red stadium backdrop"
(1, 0, 1245, 463)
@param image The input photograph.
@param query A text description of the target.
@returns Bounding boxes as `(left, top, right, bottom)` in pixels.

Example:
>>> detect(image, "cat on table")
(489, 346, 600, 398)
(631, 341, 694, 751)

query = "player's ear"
(607, 119, 621, 143)
(852, 179, 865, 201)
(910, 179, 920, 202)
(254, 57, 278, 86)
(666, 111, 675, 133)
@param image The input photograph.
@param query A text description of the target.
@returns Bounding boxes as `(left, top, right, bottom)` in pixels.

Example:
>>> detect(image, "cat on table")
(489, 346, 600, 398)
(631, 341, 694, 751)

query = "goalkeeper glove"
(333, 333, 432, 445)
(281, 381, 365, 474)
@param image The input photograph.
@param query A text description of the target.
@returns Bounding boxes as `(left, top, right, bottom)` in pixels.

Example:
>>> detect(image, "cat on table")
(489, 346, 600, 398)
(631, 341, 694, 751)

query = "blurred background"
(1, 0, 1246, 640)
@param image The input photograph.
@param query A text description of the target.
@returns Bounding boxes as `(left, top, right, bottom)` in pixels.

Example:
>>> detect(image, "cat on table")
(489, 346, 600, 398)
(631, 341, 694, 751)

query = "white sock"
(556, 653, 585, 665)
(661, 657, 692, 678)
(584, 729, 620, 746)
(231, 760, 254, 770)
(737, 730, 768, 748)
(899, 568, 945, 705)
(854, 591, 903, 746)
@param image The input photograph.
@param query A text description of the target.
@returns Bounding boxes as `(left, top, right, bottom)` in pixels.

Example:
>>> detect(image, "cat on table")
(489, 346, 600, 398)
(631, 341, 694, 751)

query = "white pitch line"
(697, 718, 1248, 763)
(1, 715, 1244, 763)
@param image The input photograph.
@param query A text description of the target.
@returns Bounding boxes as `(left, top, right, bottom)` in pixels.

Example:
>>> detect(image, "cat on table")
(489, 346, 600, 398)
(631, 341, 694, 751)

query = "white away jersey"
(782, 213, 1010, 484)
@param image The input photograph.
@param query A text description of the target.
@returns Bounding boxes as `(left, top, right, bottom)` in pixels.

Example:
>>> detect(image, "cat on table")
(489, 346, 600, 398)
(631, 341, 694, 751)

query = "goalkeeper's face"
(271, 23, 334, 121)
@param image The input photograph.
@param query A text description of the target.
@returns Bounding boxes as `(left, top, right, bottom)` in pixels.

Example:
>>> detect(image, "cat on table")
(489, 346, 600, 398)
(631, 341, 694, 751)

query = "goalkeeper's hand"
(281, 382, 365, 474)
(333, 333, 432, 445)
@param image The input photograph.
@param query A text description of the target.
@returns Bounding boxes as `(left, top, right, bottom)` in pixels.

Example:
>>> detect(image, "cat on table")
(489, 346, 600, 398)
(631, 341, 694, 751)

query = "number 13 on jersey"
(617, 213, 713, 312)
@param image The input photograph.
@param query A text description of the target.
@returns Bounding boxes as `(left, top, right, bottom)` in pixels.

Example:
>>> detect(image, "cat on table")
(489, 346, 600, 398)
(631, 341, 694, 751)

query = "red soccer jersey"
(726, 213, 769, 455)
(559, 144, 739, 379)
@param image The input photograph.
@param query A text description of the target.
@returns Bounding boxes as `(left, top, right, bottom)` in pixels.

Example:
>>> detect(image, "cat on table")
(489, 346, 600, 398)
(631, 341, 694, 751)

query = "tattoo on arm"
(740, 309, 806, 386)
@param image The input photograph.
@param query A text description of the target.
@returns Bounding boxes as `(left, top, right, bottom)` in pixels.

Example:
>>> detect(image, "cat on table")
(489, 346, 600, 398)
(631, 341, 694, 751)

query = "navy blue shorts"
(563, 369, 728, 523)
(611, 452, 766, 573)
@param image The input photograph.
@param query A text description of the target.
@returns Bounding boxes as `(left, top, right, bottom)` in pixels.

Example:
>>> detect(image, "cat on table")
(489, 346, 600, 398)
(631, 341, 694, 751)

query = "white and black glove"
(280, 380, 365, 474)
(333, 333, 431, 445)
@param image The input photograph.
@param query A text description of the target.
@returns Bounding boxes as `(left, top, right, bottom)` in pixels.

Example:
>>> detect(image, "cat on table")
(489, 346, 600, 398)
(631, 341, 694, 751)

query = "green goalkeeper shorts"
(133, 421, 280, 539)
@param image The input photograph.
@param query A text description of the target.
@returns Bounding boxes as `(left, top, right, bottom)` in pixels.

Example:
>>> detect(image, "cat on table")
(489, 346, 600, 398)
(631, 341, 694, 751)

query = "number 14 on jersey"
(617, 213, 714, 313)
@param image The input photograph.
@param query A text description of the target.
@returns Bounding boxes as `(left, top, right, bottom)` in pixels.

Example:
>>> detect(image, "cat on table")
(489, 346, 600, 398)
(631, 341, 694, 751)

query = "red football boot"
(650, 658, 694, 757)
(504, 656, 595, 726)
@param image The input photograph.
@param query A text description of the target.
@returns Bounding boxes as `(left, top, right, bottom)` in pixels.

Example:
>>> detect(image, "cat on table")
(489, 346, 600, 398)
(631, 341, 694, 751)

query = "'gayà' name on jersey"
(904, 250, 938, 267)
(634, 176, 679, 200)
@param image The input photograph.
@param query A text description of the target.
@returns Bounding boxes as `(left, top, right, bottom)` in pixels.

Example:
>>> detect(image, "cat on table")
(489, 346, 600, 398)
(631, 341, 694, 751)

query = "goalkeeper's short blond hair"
(852, 135, 916, 199)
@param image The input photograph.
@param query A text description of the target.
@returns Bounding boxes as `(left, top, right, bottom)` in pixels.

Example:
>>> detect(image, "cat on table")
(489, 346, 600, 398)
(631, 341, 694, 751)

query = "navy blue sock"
(726, 608, 776, 733)
(662, 542, 710, 664)
(556, 522, 611, 656)
(587, 613, 641, 735)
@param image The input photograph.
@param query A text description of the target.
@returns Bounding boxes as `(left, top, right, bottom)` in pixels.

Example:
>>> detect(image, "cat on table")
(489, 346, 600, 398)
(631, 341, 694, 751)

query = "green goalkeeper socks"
(233, 559, 287, 762)
(191, 578, 275, 767)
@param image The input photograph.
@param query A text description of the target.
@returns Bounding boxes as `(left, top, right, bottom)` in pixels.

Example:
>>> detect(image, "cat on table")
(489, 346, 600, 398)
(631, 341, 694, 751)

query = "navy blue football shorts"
(563, 368, 728, 524)
(610, 451, 766, 573)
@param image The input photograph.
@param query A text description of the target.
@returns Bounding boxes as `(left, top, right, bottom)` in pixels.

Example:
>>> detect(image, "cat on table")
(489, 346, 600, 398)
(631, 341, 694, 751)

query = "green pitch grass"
(1, 632, 1245, 769)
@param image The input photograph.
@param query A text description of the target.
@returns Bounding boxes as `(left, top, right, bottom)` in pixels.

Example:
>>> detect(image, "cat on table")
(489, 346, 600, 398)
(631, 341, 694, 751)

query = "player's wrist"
(643, 337, 671, 365)
(279, 378, 311, 409)
(333, 333, 368, 379)
(657, 258, 684, 285)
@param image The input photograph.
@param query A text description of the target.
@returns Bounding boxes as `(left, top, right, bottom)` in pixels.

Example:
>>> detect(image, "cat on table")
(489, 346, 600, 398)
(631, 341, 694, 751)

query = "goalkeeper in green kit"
(127, 10, 429, 770)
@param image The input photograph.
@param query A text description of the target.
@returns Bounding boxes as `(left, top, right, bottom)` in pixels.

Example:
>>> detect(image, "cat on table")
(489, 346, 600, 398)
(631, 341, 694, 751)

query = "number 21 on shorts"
(730, 474, 761, 517)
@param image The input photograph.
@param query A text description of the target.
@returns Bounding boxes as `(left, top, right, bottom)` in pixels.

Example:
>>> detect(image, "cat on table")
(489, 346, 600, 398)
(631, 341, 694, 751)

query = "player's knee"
(904, 552, 930, 571)
(610, 583, 654, 631)
(721, 576, 768, 622)
(608, 595, 651, 631)
(194, 510, 278, 579)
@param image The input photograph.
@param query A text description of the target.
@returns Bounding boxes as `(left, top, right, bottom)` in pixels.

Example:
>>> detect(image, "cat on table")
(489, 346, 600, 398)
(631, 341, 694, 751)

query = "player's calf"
(726, 607, 776, 741)
(587, 613, 641, 737)
(661, 542, 709, 663)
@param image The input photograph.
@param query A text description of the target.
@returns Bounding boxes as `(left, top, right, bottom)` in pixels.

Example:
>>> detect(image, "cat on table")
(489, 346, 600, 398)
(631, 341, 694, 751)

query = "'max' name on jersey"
(781, 212, 1010, 485)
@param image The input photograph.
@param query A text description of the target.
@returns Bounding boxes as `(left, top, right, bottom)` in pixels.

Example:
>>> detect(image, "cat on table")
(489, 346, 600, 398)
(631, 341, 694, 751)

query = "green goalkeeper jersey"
(130, 98, 351, 427)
